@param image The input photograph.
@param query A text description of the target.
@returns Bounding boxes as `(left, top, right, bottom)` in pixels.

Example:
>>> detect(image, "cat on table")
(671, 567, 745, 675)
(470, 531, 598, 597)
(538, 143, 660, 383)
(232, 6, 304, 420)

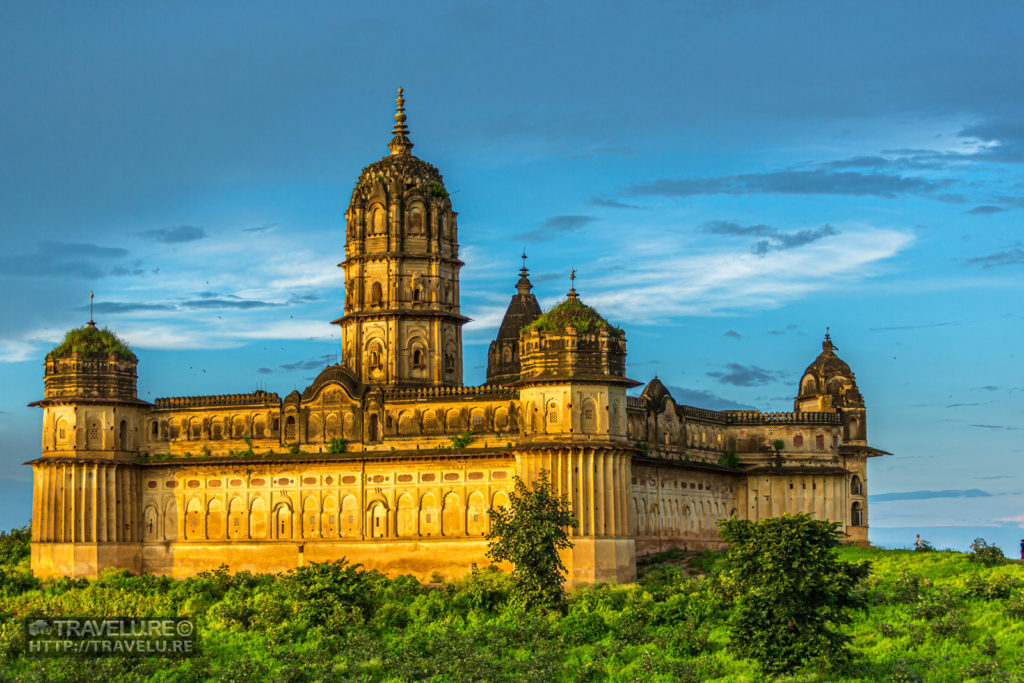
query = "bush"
(718, 513, 871, 675)
(485, 470, 578, 612)
(968, 538, 1006, 566)
(0, 526, 30, 566)
(327, 437, 347, 454)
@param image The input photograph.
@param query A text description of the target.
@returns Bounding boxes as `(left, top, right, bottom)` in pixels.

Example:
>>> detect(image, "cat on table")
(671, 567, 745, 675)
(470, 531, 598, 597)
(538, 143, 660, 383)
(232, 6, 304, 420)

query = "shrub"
(0, 526, 30, 566)
(717, 513, 871, 675)
(450, 431, 474, 449)
(485, 470, 578, 612)
(968, 538, 1006, 566)
(327, 437, 347, 454)
(717, 450, 740, 468)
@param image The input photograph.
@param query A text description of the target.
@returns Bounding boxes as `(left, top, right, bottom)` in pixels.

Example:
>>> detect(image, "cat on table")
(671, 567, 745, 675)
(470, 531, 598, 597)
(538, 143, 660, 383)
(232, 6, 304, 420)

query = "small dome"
(798, 330, 860, 402)
(50, 323, 136, 362)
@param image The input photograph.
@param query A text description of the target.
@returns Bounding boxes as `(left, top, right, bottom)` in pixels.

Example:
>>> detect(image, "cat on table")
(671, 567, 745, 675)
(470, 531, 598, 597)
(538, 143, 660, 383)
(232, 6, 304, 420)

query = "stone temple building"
(27, 90, 888, 583)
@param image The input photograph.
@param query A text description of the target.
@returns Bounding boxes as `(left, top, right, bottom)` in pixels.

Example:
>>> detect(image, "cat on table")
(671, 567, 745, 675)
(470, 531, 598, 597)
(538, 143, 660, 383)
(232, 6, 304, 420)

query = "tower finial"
(823, 326, 834, 352)
(88, 291, 96, 328)
(567, 268, 579, 300)
(388, 87, 414, 156)
(516, 250, 532, 294)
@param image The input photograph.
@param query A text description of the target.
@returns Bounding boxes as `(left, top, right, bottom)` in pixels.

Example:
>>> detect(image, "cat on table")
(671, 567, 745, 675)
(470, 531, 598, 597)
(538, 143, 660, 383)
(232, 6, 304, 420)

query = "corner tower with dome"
(27, 90, 888, 582)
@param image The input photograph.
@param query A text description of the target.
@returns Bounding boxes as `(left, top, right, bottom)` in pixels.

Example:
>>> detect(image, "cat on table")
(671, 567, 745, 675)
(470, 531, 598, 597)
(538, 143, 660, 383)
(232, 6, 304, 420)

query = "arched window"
(832, 435, 839, 448)
(367, 414, 380, 442)
(370, 282, 383, 306)
(850, 475, 863, 496)
(815, 434, 825, 450)
(851, 502, 863, 527)
(119, 420, 128, 450)
(412, 348, 423, 368)
(793, 434, 804, 448)
(370, 350, 381, 369)
(284, 415, 296, 442)
(150, 421, 159, 439)
(412, 287, 420, 301)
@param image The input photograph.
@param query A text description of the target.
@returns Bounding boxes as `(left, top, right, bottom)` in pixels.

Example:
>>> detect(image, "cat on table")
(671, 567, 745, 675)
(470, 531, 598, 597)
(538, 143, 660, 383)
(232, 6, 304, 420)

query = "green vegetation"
(485, 471, 578, 612)
(50, 325, 135, 361)
(450, 431, 475, 449)
(525, 298, 620, 334)
(1, 527, 1022, 680)
(718, 514, 871, 675)
(969, 537, 1007, 567)
(717, 450, 740, 468)
(429, 181, 448, 198)
(327, 437, 347, 454)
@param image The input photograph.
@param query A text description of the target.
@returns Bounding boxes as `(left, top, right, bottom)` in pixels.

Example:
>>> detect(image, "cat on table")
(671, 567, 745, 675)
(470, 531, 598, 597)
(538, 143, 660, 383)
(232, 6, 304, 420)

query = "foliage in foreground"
(1, 535, 1023, 681)
(718, 514, 871, 675)
(486, 470, 578, 611)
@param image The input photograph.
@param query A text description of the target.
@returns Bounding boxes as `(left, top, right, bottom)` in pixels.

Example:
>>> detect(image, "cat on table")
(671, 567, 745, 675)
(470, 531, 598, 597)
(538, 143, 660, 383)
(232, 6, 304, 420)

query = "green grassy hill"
(0, 531, 1021, 681)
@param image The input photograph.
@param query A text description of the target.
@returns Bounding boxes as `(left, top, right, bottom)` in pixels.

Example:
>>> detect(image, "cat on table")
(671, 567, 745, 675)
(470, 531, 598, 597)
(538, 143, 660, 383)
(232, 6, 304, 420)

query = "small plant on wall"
(327, 437, 347, 454)
(450, 431, 474, 449)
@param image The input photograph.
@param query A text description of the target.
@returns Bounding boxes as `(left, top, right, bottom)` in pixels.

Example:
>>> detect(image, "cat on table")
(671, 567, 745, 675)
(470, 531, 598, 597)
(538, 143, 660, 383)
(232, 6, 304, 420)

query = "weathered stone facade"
(28, 90, 887, 583)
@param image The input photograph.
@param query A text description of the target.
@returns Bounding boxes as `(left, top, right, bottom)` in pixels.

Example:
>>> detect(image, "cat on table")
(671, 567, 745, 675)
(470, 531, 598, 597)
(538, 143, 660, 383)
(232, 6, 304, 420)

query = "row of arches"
(632, 496, 735, 538)
(51, 417, 129, 451)
(358, 202, 454, 241)
(150, 415, 282, 442)
(150, 490, 511, 542)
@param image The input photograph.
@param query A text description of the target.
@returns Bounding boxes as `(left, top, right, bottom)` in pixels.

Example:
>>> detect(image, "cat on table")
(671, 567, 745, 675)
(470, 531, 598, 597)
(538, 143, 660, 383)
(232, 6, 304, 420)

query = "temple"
(27, 90, 888, 582)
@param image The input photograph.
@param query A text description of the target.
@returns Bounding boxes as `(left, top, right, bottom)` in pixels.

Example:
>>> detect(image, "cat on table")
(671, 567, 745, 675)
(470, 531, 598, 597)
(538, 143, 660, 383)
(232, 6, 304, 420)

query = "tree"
(485, 470, 578, 611)
(968, 537, 1006, 566)
(717, 513, 870, 675)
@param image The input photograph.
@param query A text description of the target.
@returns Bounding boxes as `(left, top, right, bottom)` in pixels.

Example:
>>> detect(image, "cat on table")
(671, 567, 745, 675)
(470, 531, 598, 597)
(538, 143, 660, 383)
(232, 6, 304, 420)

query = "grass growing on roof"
(524, 298, 621, 334)
(51, 325, 135, 361)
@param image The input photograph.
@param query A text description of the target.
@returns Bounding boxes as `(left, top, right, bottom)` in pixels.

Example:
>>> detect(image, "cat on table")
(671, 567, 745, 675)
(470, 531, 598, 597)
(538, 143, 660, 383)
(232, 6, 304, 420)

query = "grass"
(0, 540, 1021, 681)
(50, 325, 135, 361)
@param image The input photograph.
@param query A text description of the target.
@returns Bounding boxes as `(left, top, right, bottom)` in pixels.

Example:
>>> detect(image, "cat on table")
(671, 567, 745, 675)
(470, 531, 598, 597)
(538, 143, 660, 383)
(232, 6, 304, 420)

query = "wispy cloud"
(588, 197, 643, 209)
(515, 215, 596, 242)
(707, 363, 784, 387)
(723, 330, 741, 339)
(626, 169, 948, 199)
(0, 241, 129, 279)
(140, 225, 207, 243)
(870, 489, 991, 503)
(702, 220, 840, 256)
(966, 205, 1006, 215)
(870, 321, 958, 331)
(666, 385, 756, 410)
(968, 248, 1024, 268)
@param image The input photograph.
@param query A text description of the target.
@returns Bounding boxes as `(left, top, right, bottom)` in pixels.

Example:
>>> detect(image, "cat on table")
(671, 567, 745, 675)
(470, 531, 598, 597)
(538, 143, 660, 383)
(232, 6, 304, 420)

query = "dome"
(346, 88, 449, 214)
(797, 330, 862, 406)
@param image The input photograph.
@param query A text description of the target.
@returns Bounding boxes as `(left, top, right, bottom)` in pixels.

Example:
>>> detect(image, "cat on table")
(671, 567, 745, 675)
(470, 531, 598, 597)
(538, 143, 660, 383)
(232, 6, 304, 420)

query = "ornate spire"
(516, 251, 533, 294)
(567, 268, 579, 301)
(823, 326, 836, 353)
(88, 291, 96, 328)
(388, 87, 414, 156)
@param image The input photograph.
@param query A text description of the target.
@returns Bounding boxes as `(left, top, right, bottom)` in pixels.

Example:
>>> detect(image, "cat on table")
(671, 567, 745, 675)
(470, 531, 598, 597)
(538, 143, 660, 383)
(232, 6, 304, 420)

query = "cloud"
(514, 215, 596, 242)
(140, 225, 207, 243)
(967, 248, 1024, 268)
(243, 223, 276, 233)
(707, 363, 784, 387)
(666, 385, 756, 411)
(870, 489, 991, 503)
(0, 241, 129, 279)
(869, 321, 958, 331)
(279, 354, 336, 372)
(626, 170, 947, 199)
(701, 220, 839, 256)
(997, 513, 1024, 526)
(723, 330, 741, 339)
(84, 302, 175, 314)
(966, 205, 1006, 215)
(181, 298, 281, 310)
(257, 368, 273, 375)
(969, 424, 1022, 430)
(588, 197, 642, 209)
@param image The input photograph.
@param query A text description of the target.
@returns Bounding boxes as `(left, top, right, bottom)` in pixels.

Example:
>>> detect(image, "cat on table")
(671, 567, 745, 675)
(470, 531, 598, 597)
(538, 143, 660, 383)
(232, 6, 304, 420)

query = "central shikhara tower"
(27, 91, 889, 583)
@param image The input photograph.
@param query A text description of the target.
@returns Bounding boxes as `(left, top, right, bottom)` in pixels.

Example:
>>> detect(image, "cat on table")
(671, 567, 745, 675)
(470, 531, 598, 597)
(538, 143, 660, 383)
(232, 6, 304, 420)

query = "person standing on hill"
(915, 534, 922, 551)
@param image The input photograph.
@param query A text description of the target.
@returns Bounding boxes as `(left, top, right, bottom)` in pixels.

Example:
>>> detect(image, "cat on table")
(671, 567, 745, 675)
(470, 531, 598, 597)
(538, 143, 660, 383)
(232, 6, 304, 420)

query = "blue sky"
(1, 1, 1022, 553)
